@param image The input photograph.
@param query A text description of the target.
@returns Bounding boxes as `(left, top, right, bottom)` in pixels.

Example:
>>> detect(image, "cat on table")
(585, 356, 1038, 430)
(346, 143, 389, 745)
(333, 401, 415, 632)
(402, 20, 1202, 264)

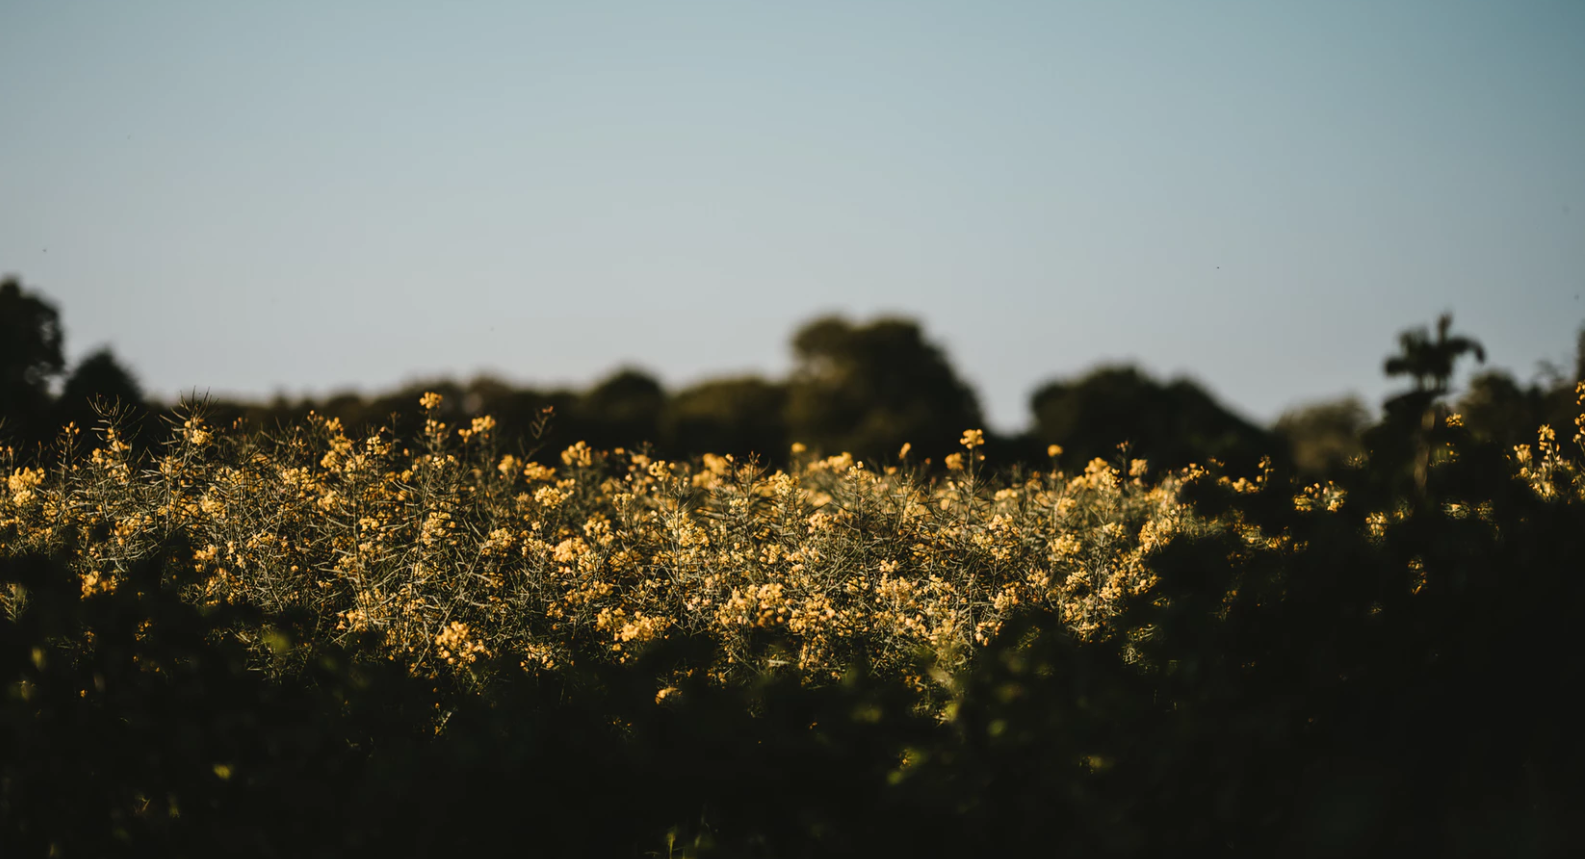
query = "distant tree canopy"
(571, 368, 667, 453)
(1, 276, 146, 453)
(1274, 396, 1370, 478)
(664, 376, 789, 461)
(1, 276, 67, 445)
(785, 316, 984, 462)
(1457, 366, 1580, 453)
(6, 272, 1583, 474)
(1029, 365, 1276, 472)
(53, 348, 145, 439)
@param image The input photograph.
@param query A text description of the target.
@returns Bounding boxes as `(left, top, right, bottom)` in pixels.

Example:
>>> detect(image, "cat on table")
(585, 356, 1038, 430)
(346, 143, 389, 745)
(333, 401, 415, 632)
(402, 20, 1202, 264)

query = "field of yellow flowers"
(5, 378, 1584, 855)
(0, 392, 1224, 690)
(7, 384, 1582, 694)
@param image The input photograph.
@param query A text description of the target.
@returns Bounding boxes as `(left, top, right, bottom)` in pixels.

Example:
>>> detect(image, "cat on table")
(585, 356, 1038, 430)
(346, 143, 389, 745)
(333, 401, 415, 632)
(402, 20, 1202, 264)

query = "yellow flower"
(419, 391, 443, 410)
(944, 453, 964, 471)
(435, 621, 488, 665)
(522, 461, 556, 482)
(1047, 444, 1063, 458)
(561, 441, 594, 468)
(790, 442, 807, 455)
(898, 442, 912, 460)
(183, 418, 211, 447)
(457, 415, 496, 442)
(960, 429, 985, 449)
(8, 467, 45, 503)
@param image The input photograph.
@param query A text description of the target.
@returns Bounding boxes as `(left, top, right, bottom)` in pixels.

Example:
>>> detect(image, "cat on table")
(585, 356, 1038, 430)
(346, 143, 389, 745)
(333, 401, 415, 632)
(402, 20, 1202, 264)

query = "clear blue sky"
(3, 0, 1582, 432)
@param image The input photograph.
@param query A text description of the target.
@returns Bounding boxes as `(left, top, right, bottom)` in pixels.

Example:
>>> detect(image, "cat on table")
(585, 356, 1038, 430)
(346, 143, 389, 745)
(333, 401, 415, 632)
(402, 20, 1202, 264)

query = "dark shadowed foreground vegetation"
(3, 275, 1585, 856)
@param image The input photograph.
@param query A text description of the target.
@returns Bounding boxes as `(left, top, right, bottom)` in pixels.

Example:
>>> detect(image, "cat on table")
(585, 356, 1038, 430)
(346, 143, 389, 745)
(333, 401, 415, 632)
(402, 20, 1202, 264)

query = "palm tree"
(1377, 314, 1485, 496)
(1383, 313, 1485, 397)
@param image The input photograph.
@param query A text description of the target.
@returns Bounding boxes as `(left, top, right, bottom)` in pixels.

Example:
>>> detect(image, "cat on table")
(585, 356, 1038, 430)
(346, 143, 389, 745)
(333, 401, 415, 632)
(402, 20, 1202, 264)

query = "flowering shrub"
(8, 382, 1583, 692)
(4, 376, 1582, 855)
(1, 393, 1214, 691)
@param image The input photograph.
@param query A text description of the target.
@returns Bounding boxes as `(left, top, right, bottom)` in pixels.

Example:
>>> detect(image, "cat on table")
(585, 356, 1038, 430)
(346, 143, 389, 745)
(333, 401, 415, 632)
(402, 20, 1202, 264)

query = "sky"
(3, 0, 1583, 433)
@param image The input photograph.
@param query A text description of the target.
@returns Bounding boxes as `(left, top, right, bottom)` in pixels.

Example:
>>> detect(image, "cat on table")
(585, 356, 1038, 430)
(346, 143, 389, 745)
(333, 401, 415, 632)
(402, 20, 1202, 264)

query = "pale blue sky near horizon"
(3, 0, 1582, 433)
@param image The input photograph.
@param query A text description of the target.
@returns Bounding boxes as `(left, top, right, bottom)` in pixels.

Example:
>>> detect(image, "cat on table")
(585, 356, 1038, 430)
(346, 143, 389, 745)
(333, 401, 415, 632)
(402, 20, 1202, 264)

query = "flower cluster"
(8, 388, 1577, 695)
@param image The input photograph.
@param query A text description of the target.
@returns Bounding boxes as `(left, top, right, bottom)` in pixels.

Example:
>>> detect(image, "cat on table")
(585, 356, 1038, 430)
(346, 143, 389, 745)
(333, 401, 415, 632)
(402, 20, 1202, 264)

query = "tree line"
(4, 274, 1581, 473)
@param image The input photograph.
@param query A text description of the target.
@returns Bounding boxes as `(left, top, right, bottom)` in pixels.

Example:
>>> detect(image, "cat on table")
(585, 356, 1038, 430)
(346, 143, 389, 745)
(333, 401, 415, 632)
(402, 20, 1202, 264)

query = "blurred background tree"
(52, 347, 147, 442)
(3, 276, 147, 454)
(5, 273, 1583, 474)
(1383, 312, 1486, 399)
(663, 376, 789, 461)
(1455, 328, 1582, 452)
(570, 368, 667, 454)
(0, 276, 67, 449)
(1027, 365, 1276, 472)
(784, 315, 984, 462)
(1457, 370, 1552, 452)
(1274, 396, 1370, 479)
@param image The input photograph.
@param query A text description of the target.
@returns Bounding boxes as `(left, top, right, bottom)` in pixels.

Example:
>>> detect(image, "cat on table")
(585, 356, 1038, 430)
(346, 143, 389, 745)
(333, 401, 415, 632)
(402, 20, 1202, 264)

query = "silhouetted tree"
(1029, 365, 1275, 472)
(0, 276, 66, 449)
(1275, 396, 1369, 478)
(785, 316, 982, 461)
(572, 368, 666, 453)
(1576, 325, 1585, 384)
(52, 347, 147, 445)
(1457, 370, 1547, 451)
(1382, 312, 1485, 401)
(664, 376, 789, 462)
(1370, 313, 1484, 495)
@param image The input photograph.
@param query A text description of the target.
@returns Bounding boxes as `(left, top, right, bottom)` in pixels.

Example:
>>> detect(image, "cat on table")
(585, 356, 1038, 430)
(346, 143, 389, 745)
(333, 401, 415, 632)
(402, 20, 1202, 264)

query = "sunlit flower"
(561, 441, 594, 468)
